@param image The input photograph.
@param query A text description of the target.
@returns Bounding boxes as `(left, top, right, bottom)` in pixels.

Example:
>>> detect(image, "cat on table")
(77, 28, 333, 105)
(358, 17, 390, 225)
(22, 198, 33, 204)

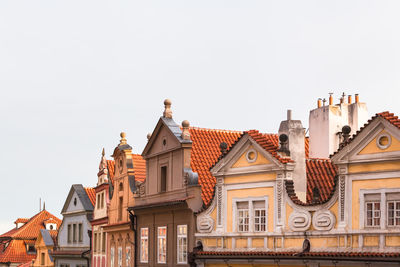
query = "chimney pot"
(317, 98, 322, 108)
(355, 94, 359, 103)
(287, 110, 292, 121)
(329, 93, 333, 105)
(348, 95, 352, 104)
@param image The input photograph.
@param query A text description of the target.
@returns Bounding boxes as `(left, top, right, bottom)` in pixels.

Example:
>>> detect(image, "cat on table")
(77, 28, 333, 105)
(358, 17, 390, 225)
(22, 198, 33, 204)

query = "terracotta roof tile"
(306, 158, 337, 204)
(84, 188, 96, 206)
(107, 160, 115, 184)
(0, 210, 61, 264)
(189, 127, 242, 205)
(131, 154, 146, 183)
(14, 219, 29, 224)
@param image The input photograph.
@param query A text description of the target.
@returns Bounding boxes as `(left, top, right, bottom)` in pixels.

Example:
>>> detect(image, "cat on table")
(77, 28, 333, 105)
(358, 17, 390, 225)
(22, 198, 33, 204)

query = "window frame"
(140, 228, 149, 263)
(157, 226, 167, 264)
(360, 188, 400, 230)
(177, 225, 187, 264)
(232, 196, 268, 233)
(387, 200, 400, 226)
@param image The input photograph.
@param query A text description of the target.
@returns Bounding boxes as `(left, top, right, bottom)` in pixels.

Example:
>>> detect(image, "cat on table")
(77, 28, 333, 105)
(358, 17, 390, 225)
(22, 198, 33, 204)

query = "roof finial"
(102, 148, 105, 156)
(163, 99, 173, 119)
(119, 132, 127, 145)
(181, 120, 190, 140)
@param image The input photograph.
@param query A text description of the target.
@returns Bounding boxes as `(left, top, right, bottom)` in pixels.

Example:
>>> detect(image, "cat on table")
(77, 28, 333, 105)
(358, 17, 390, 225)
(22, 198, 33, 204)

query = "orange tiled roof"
(189, 127, 242, 205)
(14, 218, 29, 224)
(306, 158, 337, 204)
(0, 210, 61, 264)
(18, 261, 32, 267)
(84, 188, 96, 206)
(107, 160, 115, 184)
(131, 154, 146, 182)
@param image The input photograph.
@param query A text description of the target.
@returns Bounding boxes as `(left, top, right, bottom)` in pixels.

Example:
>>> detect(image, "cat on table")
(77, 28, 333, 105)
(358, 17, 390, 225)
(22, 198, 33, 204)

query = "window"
(140, 228, 149, 263)
(119, 182, 123, 191)
(101, 192, 104, 209)
(118, 246, 122, 267)
(160, 166, 167, 192)
(41, 252, 45, 265)
(27, 245, 36, 254)
(73, 224, 77, 242)
(254, 201, 266, 232)
(361, 190, 400, 229)
(110, 247, 115, 267)
(126, 247, 131, 267)
(78, 223, 83, 242)
(93, 233, 97, 252)
(177, 225, 187, 264)
(67, 224, 71, 243)
(102, 232, 106, 253)
(157, 226, 167, 264)
(234, 197, 268, 233)
(97, 194, 101, 209)
(118, 197, 123, 221)
(366, 202, 381, 227)
(237, 202, 249, 232)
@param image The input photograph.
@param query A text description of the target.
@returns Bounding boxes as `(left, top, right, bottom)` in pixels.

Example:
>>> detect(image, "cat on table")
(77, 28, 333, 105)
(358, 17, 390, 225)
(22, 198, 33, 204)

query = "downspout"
(81, 230, 92, 267)
(128, 210, 137, 267)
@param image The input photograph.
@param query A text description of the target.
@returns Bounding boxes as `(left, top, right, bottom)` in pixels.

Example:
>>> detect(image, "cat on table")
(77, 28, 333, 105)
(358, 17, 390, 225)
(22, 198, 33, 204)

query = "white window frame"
(157, 226, 167, 264)
(140, 228, 149, 263)
(365, 201, 381, 227)
(254, 207, 266, 232)
(387, 200, 400, 226)
(232, 196, 268, 233)
(110, 247, 115, 267)
(237, 208, 249, 232)
(118, 246, 122, 267)
(360, 188, 400, 230)
(125, 246, 131, 267)
(177, 225, 187, 264)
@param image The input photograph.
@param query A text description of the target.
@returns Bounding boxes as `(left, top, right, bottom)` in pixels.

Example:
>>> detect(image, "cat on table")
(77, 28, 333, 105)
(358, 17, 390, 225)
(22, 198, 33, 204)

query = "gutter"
(128, 210, 137, 267)
(81, 230, 92, 267)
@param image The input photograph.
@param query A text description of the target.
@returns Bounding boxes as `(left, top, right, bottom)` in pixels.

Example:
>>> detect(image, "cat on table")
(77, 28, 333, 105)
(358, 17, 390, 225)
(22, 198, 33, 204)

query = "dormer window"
(27, 244, 36, 254)
(160, 166, 167, 192)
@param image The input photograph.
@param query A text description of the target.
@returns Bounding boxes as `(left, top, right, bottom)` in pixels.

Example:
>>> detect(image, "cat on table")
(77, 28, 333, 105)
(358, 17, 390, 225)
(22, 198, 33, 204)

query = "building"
(52, 185, 95, 267)
(0, 209, 61, 267)
(31, 229, 57, 267)
(191, 95, 400, 266)
(130, 99, 242, 266)
(103, 134, 145, 267)
(91, 149, 115, 267)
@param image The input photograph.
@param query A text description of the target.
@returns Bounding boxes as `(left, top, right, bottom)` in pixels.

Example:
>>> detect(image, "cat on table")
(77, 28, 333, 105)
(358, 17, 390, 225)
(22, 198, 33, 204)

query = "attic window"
(377, 134, 391, 150)
(246, 149, 257, 163)
(27, 245, 36, 254)
(74, 198, 77, 206)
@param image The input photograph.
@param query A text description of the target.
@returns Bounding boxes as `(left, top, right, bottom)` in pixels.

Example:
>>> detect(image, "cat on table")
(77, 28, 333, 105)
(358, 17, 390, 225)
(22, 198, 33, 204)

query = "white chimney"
(309, 93, 368, 158)
(278, 110, 307, 202)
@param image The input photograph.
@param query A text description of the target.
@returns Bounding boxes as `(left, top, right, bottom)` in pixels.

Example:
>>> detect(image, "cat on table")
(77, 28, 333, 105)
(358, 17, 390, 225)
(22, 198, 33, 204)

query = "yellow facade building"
(192, 97, 400, 266)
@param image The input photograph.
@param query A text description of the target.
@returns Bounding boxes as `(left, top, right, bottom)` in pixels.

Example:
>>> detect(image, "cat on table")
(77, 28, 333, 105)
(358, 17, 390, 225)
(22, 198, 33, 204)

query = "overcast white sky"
(1, 1, 400, 233)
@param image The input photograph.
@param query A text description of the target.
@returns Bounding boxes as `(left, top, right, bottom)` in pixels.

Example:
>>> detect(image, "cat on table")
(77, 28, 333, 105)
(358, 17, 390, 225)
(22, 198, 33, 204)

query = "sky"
(1, 0, 400, 233)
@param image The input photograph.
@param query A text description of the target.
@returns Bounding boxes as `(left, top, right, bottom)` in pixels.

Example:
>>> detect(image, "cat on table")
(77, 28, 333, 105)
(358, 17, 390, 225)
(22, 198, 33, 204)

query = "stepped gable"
(131, 154, 146, 183)
(189, 127, 242, 205)
(332, 111, 400, 157)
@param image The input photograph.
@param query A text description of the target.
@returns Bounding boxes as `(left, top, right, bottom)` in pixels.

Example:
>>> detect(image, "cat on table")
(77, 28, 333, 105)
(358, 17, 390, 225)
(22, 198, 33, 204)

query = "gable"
(231, 145, 271, 168)
(358, 130, 400, 155)
(147, 123, 181, 156)
(64, 191, 85, 213)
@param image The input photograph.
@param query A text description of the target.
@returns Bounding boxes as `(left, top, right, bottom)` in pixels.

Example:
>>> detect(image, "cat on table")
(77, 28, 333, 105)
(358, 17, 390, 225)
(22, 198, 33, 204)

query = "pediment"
(332, 117, 400, 163)
(211, 134, 283, 176)
(142, 117, 186, 157)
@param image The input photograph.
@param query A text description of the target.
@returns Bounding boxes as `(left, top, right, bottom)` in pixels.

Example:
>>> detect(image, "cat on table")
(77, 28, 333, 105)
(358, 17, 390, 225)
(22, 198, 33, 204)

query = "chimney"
(309, 93, 368, 158)
(355, 93, 359, 103)
(278, 110, 307, 202)
(348, 95, 352, 104)
(329, 93, 333, 105)
(317, 98, 322, 108)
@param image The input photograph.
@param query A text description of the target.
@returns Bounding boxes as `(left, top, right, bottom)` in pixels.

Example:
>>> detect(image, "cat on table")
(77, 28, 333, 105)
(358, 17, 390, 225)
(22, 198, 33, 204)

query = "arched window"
(119, 182, 123, 191)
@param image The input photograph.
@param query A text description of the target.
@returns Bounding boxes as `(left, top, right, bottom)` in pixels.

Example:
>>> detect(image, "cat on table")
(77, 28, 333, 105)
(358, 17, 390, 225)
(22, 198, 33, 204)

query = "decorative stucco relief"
(288, 210, 311, 231)
(312, 210, 336, 231)
(196, 198, 216, 233)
